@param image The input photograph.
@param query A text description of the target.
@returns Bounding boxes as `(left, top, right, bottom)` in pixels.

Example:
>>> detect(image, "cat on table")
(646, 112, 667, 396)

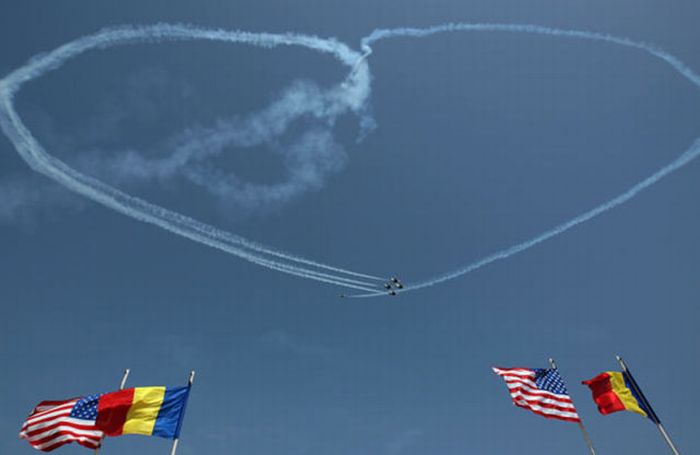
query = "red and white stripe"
(493, 367, 580, 422)
(19, 399, 103, 452)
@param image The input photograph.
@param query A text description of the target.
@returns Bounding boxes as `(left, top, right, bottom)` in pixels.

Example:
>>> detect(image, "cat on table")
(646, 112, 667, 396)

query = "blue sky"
(1, 1, 699, 454)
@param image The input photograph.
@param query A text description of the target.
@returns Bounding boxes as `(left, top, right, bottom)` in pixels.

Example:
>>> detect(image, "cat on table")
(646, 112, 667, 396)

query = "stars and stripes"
(493, 367, 581, 422)
(19, 395, 104, 452)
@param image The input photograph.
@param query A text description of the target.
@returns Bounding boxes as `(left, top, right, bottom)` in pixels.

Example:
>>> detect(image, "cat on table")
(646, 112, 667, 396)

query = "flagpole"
(615, 356, 681, 455)
(95, 369, 130, 455)
(548, 358, 597, 455)
(170, 371, 195, 455)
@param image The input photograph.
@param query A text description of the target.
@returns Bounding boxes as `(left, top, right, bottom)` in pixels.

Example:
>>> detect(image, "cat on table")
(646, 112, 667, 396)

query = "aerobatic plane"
(340, 276, 404, 298)
(383, 277, 404, 295)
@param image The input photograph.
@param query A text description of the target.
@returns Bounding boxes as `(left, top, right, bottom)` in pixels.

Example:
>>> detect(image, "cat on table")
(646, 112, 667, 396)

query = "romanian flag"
(582, 371, 656, 421)
(96, 386, 190, 439)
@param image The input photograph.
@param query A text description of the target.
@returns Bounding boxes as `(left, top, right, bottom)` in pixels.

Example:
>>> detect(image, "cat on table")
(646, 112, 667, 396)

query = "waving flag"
(96, 386, 190, 438)
(20, 386, 190, 452)
(19, 395, 104, 452)
(493, 367, 581, 422)
(582, 371, 654, 420)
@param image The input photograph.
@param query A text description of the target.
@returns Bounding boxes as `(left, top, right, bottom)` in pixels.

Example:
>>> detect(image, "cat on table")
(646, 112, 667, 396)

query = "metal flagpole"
(615, 356, 681, 455)
(548, 358, 597, 455)
(94, 369, 130, 455)
(170, 371, 195, 455)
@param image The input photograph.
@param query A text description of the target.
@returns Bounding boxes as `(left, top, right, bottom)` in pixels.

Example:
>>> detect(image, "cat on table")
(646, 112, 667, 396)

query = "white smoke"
(0, 24, 382, 291)
(350, 23, 700, 297)
(1, 22, 698, 297)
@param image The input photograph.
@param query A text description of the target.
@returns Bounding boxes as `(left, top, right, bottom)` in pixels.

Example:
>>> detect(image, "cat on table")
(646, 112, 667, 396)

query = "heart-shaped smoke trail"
(1, 23, 698, 298)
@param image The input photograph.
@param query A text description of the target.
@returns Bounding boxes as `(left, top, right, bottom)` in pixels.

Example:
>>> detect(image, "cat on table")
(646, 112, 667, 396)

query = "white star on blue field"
(1, 1, 698, 455)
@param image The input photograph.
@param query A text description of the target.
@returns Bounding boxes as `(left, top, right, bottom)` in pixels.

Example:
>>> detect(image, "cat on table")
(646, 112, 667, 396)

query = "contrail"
(348, 23, 700, 297)
(0, 24, 384, 290)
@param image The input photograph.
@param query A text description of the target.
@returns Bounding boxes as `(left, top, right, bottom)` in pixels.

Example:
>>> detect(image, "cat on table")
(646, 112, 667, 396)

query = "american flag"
(493, 367, 580, 422)
(19, 394, 104, 452)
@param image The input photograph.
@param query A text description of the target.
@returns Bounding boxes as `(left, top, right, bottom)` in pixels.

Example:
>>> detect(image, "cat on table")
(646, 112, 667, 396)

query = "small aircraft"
(339, 276, 404, 298)
(383, 277, 404, 290)
(383, 277, 404, 295)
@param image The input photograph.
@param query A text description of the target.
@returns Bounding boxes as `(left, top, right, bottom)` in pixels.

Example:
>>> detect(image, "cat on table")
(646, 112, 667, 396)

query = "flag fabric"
(20, 386, 190, 452)
(96, 386, 190, 438)
(19, 395, 104, 452)
(582, 371, 657, 422)
(493, 367, 581, 422)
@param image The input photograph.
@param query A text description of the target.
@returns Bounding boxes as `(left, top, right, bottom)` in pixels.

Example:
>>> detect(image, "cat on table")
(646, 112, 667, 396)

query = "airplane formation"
(340, 277, 403, 298)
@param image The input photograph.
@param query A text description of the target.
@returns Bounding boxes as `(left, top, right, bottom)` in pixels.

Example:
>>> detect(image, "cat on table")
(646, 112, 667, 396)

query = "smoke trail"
(362, 23, 700, 87)
(0, 24, 383, 290)
(348, 23, 700, 297)
(86, 81, 350, 211)
(2, 22, 698, 297)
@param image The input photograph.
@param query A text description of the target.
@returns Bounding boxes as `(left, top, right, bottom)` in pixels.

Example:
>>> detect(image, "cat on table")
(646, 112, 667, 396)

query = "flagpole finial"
(615, 356, 628, 372)
(188, 371, 195, 386)
(119, 369, 131, 391)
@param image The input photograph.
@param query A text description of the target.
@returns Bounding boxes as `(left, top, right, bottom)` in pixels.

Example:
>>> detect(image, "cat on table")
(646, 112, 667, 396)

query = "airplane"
(375, 277, 404, 295)
(339, 277, 405, 299)
(388, 277, 404, 289)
